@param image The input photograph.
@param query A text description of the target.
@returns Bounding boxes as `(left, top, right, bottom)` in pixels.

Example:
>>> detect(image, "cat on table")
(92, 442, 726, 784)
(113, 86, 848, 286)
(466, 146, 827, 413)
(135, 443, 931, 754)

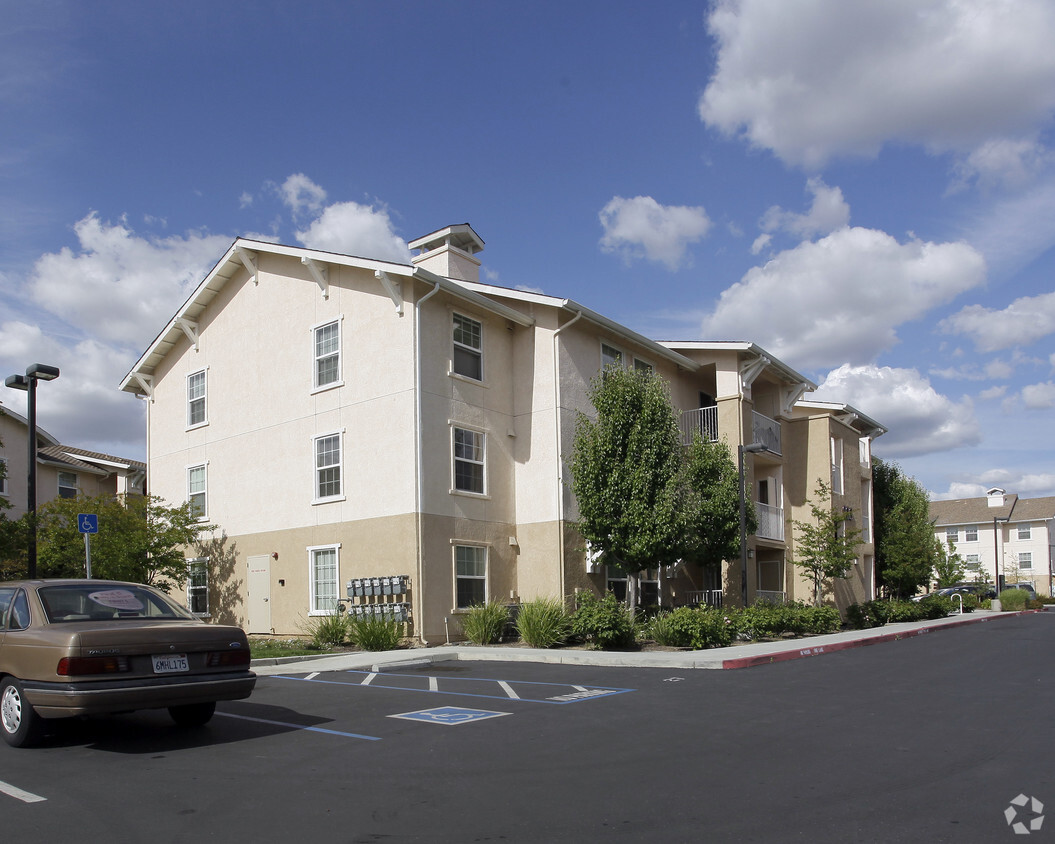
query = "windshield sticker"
(88, 589, 145, 611)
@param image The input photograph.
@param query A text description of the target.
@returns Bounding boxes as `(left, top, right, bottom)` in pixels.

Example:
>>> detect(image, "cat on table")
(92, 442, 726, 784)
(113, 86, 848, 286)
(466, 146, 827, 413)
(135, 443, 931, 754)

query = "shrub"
(571, 591, 637, 649)
(998, 588, 1029, 612)
(918, 594, 954, 619)
(653, 606, 734, 649)
(885, 600, 925, 623)
(461, 601, 510, 645)
(790, 604, 841, 635)
(300, 612, 348, 649)
(735, 602, 793, 638)
(347, 615, 404, 651)
(516, 597, 571, 648)
(847, 600, 889, 630)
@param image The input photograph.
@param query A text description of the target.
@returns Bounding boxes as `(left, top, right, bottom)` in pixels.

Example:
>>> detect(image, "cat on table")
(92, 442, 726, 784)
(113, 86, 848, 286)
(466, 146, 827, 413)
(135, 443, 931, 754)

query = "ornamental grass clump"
(461, 601, 510, 645)
(998, 588, 1029, 612)
(299, 612, 349, 649)
(515, 597, 571, 648)
(347, 615, 403, 651)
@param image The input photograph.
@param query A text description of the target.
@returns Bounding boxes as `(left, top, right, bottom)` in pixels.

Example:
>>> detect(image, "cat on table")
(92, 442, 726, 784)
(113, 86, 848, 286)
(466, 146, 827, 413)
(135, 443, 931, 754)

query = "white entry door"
(247, 554, 272, 634)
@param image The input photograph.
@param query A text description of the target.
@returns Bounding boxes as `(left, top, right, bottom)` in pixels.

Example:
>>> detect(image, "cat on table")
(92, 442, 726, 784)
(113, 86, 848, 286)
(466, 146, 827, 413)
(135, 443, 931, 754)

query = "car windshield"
(38, 584, 197, 623)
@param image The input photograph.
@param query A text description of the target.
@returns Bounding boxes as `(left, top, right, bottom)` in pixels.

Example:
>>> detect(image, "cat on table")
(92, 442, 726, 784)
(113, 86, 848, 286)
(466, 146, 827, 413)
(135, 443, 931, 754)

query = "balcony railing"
(751, 411, 781, 455)
(685, 589, 724, 608)
(755, 502, 784, 541)
(679, 406, 719, 446)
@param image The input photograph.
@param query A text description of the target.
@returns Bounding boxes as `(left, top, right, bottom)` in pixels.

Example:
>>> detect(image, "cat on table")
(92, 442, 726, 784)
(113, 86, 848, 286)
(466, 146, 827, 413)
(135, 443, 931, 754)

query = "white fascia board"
(411, 267, 534, 327)
(64, 453, 132, 470)
(661, 340, 814, 389)
(797, 399, 887, 438)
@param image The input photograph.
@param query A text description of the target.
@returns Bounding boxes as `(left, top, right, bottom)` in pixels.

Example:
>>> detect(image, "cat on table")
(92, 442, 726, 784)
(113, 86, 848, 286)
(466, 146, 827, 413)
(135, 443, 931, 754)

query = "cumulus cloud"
(812, 363, 981, 457)
(26, 212, 232, 346)
(700, 227, 986, 369)
(279, 173, 327, 218)
(760, 178, 850, 239)
(1021, 381, 1055, 408)
(599, 196, 712, 270)
(939, 290, 1055, 352)
(700, 0, 1055, 174)
(294, 200, 410, 263)
(931, 471, 1055, 500)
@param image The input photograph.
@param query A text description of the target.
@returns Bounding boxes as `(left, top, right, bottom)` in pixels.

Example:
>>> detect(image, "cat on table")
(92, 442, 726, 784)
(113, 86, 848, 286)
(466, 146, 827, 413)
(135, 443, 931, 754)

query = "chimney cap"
(409, 224, 484, 257)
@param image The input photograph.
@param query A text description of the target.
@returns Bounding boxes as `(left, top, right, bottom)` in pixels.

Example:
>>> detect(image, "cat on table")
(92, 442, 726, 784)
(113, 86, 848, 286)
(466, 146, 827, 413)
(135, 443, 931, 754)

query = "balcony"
(685, 589, 724, 608)
(679, 406, 718, 446)
(755, 502, 784, 541)
(751, 411, 781, 455)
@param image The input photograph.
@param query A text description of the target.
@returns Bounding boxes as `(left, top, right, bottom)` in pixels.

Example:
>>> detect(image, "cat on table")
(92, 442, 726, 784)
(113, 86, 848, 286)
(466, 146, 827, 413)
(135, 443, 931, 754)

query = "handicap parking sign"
(78, 514, 99, 534)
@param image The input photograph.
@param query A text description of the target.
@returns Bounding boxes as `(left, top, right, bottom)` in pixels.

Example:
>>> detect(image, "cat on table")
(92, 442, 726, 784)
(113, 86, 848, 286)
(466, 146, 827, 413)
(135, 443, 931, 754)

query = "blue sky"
(2, 0, 1055, 501)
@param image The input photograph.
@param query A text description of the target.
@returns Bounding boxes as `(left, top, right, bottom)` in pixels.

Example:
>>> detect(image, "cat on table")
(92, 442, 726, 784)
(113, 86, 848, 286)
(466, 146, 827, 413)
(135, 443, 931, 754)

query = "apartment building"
(0, 404, 146, 519)
(119, 225, 885, 640)
(930, 488, 1055, 596)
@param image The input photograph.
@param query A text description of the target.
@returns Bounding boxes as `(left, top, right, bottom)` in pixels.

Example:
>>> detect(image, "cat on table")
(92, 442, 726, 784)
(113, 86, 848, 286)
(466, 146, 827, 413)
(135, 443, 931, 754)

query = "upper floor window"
(453, 427, 485, 495)
(188, 464, 207, 519)
(314, 319, 341, 389)
(964, 555, 980, 570)
(946, 527, 958, 545)
(634, 358, 653, 374)
(314, 433, 343, 501)
(1019, 552, 1033, 569)
(0, 456, 9, 497)
(58, 471, 78, 499)
(965, 527, 978, 542)
(1018, 524, 1031, 540)
(187, 370, 207, 428)
(452, 313, 482, 380)
(830, 437, 844, 496)
(601, 343, 623, 370)
(187, 558, 209, 615)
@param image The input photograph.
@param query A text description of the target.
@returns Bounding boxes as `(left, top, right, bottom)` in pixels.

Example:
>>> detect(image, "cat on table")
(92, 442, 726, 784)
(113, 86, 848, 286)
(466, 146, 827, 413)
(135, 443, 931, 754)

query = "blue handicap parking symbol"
(388, 706, 511, 726)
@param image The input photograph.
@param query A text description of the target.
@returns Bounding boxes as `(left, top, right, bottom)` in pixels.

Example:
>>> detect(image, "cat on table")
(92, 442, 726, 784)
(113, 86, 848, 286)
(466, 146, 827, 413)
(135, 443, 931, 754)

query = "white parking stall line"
(216, 712, 381, 741)
(428, 676, 439, 692)
(0, 780, 47, 803)
(360, 672, 378, 686)
(497, 681, 520, 700)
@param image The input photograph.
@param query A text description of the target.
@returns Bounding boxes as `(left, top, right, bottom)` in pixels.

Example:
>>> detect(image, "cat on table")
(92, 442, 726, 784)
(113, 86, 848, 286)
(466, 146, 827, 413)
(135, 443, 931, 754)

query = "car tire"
(168, 701, 216, 727)
(1, 677, 44, 748)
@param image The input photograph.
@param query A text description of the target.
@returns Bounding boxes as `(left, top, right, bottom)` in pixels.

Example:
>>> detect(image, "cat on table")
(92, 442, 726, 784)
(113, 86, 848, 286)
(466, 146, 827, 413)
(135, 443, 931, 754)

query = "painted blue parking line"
(389, 706, 512, 726)
(272, 670, 633, 704)
(216, 711, 382, 741)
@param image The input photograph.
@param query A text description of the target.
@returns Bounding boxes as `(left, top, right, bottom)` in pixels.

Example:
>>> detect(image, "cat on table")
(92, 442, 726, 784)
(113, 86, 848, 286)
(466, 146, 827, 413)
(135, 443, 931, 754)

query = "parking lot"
(1, 613, 1051, 842)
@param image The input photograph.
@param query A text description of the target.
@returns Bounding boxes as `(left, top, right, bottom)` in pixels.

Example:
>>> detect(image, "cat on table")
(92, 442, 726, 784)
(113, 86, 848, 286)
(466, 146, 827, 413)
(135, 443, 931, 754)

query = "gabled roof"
(660, 340, 816, 390)
(37, 445, 146, 477)
(930, 495, 1020, 525)
(0, 404, 60, 446)
(796, 398, 887, 439)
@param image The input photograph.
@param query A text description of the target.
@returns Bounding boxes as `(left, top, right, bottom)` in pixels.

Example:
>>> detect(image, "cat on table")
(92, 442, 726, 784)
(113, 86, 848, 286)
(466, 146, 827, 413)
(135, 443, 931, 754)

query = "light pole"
(739, 441, 770, 607)
(992, 515, 1009, 610)
(4, 363, 60, 579)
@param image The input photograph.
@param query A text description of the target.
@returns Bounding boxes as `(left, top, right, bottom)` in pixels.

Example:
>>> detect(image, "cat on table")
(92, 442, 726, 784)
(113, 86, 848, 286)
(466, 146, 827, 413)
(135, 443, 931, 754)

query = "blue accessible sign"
(78, 513, 98, 534)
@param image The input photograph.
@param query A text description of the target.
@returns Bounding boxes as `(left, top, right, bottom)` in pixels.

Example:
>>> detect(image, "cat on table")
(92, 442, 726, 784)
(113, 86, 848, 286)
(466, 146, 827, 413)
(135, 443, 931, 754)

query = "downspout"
(553, 308, 583, 602)
(414, 281, 442, 643)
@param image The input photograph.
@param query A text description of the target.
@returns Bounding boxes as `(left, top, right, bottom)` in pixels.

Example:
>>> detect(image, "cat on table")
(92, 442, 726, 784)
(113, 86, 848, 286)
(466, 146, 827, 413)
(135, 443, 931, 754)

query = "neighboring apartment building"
(0, 404, 146, 519)
(930, 487, 1055, 596)
(119, 225, 885, 640)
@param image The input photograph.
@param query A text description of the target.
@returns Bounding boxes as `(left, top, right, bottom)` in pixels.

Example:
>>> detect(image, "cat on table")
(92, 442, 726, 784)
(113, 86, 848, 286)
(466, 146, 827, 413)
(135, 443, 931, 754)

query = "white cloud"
(26, 212, 232, 346)
(760, 178, 850, 239)
(931, 471, 1055, 500)
(1021, 381, 1055, 408)
(939, 290, 1055, 352)
(812, 364, 981, 458)
(599, 196, 712, 270)
(700, 0, 1055, 173)
(700, 226, 986, 369)
(294, 200, 410, 263)
(279, 173, 327, 218)
(951, 136, 1053, 192)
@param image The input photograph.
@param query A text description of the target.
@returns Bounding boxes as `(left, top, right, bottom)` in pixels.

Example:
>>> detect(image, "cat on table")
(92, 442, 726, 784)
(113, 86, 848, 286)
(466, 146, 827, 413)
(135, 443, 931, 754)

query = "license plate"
(152, 654, 189, 674)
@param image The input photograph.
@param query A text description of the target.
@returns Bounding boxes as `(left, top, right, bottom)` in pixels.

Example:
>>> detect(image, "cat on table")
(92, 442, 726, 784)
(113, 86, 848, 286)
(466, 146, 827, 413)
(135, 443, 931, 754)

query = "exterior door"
(247, 554, 272, 634)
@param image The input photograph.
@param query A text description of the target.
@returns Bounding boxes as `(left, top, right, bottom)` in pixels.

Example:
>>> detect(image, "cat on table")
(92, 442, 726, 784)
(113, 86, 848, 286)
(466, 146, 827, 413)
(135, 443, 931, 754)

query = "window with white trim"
(606, 566, 628, 601)
(314, 319, 341, 389)
(946, 527, 958, 545)
(0, 456, 8, 496)
(830, 437, 844, 495)
(314, 433, 342, 500)
(601, 343, 623, 370)
(1019, 552, 1033, 569)
(454, 544, 487, 608)
(634, 358, 653, 374)
(1018, 524, 1031, 540)
(965, 555, 980, 571)
(58, 471, 78, 499)
(452, 313, 483, 380)
(309, 545, 340, 614)
(965, 527, 978, 542)
(187, 558, 209, 615)
(187, 370, 207, 427)
(453, 427, 485, 494)
(187, 464, 207, 519)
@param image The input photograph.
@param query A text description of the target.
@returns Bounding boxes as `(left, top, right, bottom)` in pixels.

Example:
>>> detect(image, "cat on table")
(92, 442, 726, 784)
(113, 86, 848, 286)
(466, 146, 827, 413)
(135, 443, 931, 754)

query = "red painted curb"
(720, 611, 1034, 670)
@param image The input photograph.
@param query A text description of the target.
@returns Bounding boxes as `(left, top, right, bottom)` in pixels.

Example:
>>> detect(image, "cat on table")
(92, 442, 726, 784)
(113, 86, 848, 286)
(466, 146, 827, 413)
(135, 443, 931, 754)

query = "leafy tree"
(35, 493, 213, 591)
(792, 478, 861, 606)
(570, 366, 684, 595)
(0, 439, 24, 578)
(933, 538, 965, 588)
(872, 458, 935, 598)
(680, 434, 753, 573)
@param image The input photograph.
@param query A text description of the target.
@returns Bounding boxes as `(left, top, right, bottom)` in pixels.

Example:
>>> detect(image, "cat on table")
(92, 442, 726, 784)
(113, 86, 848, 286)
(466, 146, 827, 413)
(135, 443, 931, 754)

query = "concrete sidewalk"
(252, 608, 1039, 676)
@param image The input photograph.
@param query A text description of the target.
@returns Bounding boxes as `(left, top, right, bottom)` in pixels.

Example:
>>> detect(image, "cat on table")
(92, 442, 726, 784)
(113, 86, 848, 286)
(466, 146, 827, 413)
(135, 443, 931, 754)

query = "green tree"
(792, 478, 861, 606)
(0, 437, 24, 578)
(570, 366, 684, 594)
(680, 434, 753, 573)
(872, 459, 935, 599)
(35, 493, 213, 591)
(933, 538, 965, 588)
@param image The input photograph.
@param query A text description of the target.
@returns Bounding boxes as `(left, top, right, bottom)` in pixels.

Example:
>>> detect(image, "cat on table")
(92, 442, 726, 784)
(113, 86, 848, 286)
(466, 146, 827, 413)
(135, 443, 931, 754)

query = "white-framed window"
(452, 313, 483, 381)
(1019, 552, 1033, 569)
(830, 437, 844, 495)
(187, 369, 207, 428)
(186, 558, 209, 615)
(606, 566, 628, 601)
(452, 426, 485, 495)
(454, 544, 487, 608)
(601, 343, 623, 370)
(859, 437, 871, 466)
(314, 432, 343, 501)
(965, 527, 978, 542)
(965, 555, 980, 571)
(313, 318, 342, 390)
(58, 471, 78, 499)
(1018, 524, 1032, 540)
(0, 456, 8, 496)
(187, 464, 207, 519)
(308, 544, 340, 614)
(946, 527, 958, 545)
(633, 358, 653, 374)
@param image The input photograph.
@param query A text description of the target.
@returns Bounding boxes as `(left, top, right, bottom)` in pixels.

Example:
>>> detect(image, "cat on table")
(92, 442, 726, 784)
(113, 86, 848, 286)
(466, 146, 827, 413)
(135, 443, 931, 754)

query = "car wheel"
(168, 701, 216, 727)
(1, 678, 44, 748)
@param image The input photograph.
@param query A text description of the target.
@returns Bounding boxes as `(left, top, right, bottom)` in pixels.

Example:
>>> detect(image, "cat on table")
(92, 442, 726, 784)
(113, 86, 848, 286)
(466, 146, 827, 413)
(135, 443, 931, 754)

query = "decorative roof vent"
(987, 487, 1006, 508)
(409, 224, 484, 283)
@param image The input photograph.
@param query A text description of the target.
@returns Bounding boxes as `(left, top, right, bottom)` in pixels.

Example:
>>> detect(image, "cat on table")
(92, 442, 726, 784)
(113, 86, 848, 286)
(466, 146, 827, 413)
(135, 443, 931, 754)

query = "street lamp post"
(739, 441, 770, 607)
(4, 363, 60, 579)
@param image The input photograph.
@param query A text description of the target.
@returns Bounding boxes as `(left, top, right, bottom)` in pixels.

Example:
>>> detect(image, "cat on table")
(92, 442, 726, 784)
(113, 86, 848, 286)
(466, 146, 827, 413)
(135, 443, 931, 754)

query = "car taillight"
(57, 656, 131, 676)
(206, 649, 251, 668)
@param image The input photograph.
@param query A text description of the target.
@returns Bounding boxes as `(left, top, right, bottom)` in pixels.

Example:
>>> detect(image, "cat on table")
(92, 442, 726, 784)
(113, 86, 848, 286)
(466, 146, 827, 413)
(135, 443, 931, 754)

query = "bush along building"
(120, 225, 885, 641)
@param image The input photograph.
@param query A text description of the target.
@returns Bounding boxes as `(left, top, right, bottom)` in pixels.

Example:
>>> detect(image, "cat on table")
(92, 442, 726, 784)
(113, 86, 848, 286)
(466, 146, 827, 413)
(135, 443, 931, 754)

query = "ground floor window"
(455, 544, 487, 608)
(309, 544, 340, 613)
(605, 567, 658, 605)
(187, 558, 209, 615)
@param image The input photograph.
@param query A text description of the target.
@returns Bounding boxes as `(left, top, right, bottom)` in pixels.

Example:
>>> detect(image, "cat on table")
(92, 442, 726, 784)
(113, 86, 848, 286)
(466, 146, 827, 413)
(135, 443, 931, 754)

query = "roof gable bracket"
(740, 354, 770, 392)
(176, 318, 199, 351)
(302, 257, 329, 299)
(131, 373, 154, 400)
(781, 382, 810, 416)
(375, 270, 404, 316)
(235, 246, 258, 284)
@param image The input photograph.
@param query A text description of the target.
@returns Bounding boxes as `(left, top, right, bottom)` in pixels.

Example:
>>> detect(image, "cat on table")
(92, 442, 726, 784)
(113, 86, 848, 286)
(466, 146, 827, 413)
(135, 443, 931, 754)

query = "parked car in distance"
(0, 580, 256, 747)
(1000, 582, 1038, 600)
(911, 583, 995, 602)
